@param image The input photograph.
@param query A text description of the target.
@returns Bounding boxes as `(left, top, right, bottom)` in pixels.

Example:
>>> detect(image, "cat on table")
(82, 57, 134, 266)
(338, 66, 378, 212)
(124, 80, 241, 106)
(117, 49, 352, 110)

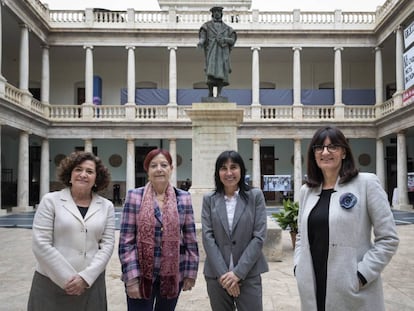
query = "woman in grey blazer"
(28, 151, 115, 311)
(294, 126, 399, 311)
(202, 150, 268, 311)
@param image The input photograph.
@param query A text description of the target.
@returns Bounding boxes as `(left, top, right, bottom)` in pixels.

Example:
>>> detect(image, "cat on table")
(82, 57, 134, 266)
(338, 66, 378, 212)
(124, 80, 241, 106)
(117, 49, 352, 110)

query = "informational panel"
(263, 175, 292, 192)
(404, 20, 414, 49)
(408, 172, 414, 192)
(403, 47, 414, 90)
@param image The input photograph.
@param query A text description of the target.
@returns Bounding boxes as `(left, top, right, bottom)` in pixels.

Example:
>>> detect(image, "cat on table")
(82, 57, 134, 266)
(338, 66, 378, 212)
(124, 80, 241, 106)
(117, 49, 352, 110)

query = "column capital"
(394, 25, 403, 32)
(41, 44, 50, 49)
(374, 46, 382, 52)
(333, 46, 343, 52)
(168, 46, 178, 51)
(292, 46, 302, 51)
(125, 45, 135, 50)
(83, 45, 94, 50)
(251, 46, 261, 51)
(252, 137, 261, 142)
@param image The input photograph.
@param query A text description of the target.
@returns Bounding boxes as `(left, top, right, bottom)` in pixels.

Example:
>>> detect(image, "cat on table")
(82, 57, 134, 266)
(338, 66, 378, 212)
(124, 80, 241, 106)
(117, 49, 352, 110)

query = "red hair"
(143, 148, 173, 172)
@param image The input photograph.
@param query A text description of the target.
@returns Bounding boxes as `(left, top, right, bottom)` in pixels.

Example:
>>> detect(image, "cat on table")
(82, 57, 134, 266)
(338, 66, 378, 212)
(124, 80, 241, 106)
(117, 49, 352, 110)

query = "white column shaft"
(397, 132, 409, 205)
(252, 139, 261, 188)
(395, 27, 404, 92)
(40, 138, 50, 200)
(169, 47, 177, 105)
(17, 131, 29, 207)
(41, 45, 50, 103)
(293, 139, 302, 202)
(251, 47, 260, 105)
(84, 46, 94, 104)
(19, 25, 29, 90)
(126, 139, 135, 191)
(293, 47, 302, 105)
(376, 138, 385, 189)
(375, 47, 383, 105)
(334, 47, 343, 105)
(169, 139, 177, 186)
(127, 46, 136, 104)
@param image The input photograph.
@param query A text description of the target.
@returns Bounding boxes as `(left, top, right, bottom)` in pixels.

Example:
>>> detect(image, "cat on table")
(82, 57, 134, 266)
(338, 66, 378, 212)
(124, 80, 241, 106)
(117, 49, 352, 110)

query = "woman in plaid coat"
(119, 149, 199, 311)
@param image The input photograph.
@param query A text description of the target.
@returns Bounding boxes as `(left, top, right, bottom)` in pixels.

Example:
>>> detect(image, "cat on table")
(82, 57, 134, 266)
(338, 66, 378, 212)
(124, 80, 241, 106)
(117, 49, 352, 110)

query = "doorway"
(135, 146, 157, 188)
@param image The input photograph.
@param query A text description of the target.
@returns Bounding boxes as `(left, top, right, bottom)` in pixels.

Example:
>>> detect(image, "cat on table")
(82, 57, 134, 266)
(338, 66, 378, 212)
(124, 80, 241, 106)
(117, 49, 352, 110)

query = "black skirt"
(27, 270, 107, 311)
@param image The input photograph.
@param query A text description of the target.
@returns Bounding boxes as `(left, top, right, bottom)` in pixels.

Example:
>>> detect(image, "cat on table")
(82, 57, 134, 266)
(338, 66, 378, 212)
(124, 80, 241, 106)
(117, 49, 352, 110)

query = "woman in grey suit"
(294, 126, 399, 311)
(202, 150, 268, 311)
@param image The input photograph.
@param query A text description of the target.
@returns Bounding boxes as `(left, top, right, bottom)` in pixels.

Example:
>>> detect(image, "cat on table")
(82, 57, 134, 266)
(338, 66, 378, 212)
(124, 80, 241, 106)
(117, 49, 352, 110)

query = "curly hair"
(57, 151, 111, 192)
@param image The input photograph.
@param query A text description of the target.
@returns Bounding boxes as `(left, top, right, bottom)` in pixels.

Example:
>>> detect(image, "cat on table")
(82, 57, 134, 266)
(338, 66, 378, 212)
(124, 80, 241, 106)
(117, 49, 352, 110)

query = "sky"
(41, 0, 386, 12)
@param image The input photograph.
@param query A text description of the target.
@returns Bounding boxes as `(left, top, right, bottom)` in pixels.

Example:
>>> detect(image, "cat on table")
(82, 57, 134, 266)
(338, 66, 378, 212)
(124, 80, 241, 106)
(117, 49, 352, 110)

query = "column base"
(12, 206, 34, 213)
(392, 203, 413, 211)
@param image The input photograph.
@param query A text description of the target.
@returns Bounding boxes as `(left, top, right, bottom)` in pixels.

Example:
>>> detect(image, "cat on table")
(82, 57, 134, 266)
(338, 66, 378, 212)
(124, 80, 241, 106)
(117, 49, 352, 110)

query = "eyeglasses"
(312, 144, 342, 153)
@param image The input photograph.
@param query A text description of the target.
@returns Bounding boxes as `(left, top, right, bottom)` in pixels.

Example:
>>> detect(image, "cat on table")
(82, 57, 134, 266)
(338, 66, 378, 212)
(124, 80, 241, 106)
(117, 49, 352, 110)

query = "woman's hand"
(219, 271, 241, 297)
(126, 279, 141, 299)
(182, 278, 196, 291)
(64, 274, 88, 296)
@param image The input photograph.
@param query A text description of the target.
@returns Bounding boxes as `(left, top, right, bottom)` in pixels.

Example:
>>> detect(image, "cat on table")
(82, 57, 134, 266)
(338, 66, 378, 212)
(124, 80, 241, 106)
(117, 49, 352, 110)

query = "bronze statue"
(198, 7, 237, 98)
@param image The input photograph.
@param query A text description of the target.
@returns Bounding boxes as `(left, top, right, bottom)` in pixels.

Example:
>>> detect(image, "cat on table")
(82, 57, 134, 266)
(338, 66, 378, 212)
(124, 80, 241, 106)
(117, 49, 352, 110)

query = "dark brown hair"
(306, 126, 358, 188)
(58, 151, 110, 191)
(143, 149, 173, 172)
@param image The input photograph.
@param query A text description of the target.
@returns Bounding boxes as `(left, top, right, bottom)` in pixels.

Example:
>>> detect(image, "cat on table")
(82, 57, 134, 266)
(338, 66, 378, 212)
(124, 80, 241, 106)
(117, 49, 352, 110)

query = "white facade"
(1, 0, 414, 210)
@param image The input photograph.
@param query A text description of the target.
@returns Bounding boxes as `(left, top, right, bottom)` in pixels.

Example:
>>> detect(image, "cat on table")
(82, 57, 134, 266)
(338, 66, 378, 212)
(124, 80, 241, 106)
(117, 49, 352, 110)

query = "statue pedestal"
(185, 102, 244, 222)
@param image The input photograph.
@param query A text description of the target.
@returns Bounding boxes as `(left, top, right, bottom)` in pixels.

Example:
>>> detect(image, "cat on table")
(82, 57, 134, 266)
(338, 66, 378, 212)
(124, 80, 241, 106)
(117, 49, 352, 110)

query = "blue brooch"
(340, 193, 357, 209)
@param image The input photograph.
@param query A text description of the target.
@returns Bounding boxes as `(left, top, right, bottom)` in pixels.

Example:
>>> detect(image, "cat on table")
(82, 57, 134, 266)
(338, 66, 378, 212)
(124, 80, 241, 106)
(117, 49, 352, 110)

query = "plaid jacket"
(119, 186, 199, 284)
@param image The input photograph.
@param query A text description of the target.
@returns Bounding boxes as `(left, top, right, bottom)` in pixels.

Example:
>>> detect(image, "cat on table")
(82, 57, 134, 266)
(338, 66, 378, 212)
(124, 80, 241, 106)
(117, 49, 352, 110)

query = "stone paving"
(0, 223, 413, 310)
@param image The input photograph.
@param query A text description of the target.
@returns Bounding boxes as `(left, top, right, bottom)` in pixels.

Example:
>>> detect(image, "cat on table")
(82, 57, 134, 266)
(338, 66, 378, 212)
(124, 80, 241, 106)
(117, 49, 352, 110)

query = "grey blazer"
(294, 173, 399, 311)
(201, 187, 269, 280)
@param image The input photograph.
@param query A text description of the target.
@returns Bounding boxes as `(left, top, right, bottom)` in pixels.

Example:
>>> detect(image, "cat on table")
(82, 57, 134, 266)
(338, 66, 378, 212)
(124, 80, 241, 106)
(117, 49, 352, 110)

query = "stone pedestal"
(185, 102, 244, 222)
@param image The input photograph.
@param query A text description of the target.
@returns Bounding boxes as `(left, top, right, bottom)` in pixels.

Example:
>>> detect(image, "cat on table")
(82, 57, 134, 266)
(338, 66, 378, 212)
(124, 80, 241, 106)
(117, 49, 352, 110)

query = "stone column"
(251, 46, 260, 106)
(293, 47, 302, 105)
(41, 45, 50, 104)
(168, 46, 177, 106)
(40, 138, 50, 200)
(126, 139, 135, 192)
(293, 138, 302, 203)
(0, 4, 6, 95)
(84, 139, 93, 153)
(396, 131, 412, 210)
(14, 131, 32, 211)
(394, 26, 404, 108)
(334, 47, 343, 105)
(375, 47, 383, 105)
(169, 138, 177, 187)
(19, 24, 29, 91)
(0, 125, 2, 214)
(252, 138, 261, 188)
(84, 45, 94, 104)
(126, 46, 136, 104)
(376, 138, 385, 189)
(395, 27, 404, 93)
(186, 103, 243, 221)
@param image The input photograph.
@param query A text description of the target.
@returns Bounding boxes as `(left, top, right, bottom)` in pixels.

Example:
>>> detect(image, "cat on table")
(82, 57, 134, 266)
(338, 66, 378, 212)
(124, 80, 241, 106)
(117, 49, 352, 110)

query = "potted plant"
(272, 199, 299, 249)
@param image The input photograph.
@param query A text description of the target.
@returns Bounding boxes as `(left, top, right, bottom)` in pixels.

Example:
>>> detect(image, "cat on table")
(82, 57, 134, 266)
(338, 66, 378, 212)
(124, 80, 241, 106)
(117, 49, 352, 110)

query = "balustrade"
(2, 83, 398, 123)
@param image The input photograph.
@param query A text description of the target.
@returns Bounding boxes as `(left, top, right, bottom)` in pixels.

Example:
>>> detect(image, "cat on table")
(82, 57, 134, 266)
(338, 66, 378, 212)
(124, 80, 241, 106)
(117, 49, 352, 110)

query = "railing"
(47, 8, 379, 30)
(3, 82, 398, 123)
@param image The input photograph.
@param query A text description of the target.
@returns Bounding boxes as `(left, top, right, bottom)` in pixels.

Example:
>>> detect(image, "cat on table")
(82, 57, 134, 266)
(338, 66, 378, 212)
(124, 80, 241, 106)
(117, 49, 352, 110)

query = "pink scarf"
(138, 182, 180, 299)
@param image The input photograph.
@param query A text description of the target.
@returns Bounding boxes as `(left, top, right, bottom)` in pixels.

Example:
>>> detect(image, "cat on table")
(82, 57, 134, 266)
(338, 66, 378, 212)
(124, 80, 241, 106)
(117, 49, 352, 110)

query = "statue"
(198, 6, 237, 99)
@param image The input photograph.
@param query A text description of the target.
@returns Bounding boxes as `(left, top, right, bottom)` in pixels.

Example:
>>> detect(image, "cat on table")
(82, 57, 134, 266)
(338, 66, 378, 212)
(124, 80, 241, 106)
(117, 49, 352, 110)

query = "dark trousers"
(126, 278, 180, 311)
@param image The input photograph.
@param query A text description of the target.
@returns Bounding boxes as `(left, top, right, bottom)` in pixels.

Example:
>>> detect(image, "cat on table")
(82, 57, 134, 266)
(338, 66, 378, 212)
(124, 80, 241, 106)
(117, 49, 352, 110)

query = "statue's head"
(210, 6, 223, 13)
